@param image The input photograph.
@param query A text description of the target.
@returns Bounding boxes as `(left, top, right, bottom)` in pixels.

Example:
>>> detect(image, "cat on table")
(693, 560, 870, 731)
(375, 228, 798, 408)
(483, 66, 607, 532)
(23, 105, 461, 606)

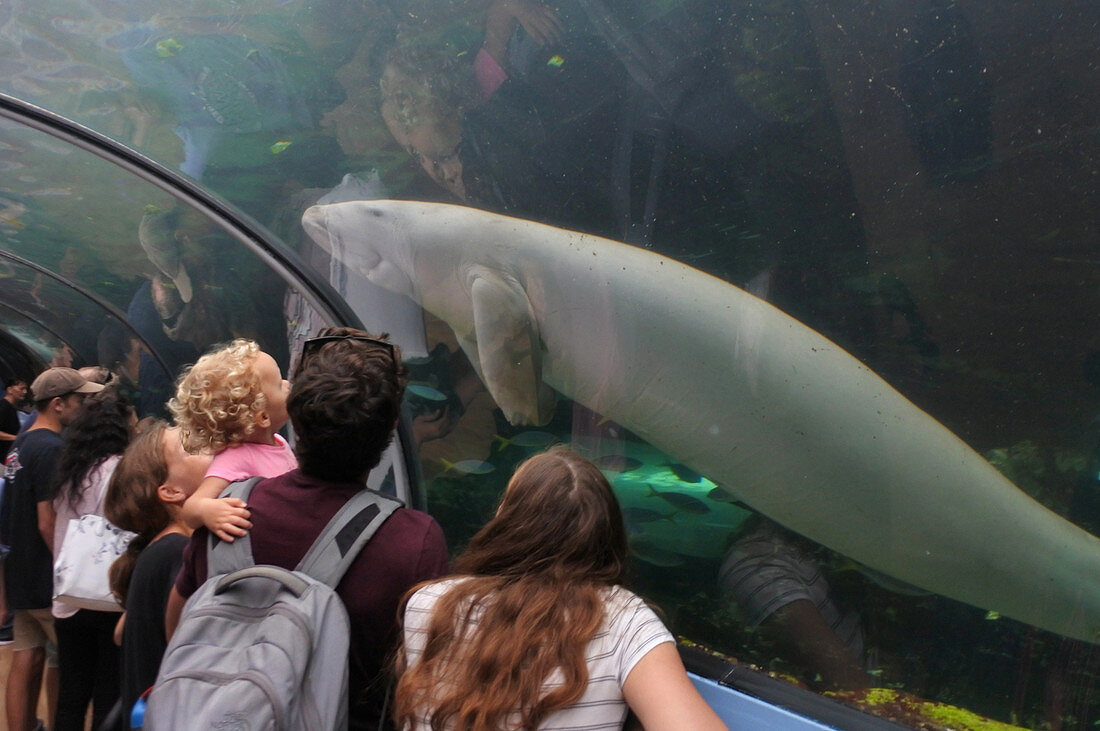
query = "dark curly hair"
(56, 390, 135, 512)
(289, 327, 407, 482)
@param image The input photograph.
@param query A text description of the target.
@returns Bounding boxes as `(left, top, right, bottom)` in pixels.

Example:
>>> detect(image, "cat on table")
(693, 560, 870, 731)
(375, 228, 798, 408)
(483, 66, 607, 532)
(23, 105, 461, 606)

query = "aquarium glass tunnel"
(1, 0, 1098, 728)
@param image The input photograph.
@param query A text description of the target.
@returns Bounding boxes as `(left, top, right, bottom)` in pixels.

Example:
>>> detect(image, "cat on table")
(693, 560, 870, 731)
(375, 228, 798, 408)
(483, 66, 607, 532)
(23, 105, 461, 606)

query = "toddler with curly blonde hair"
(169, 339, 296, 542)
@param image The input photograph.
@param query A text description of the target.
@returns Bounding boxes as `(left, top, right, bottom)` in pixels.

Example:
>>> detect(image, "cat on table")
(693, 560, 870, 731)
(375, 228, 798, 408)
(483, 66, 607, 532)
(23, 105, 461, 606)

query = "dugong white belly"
(302, 199, 1100, 643)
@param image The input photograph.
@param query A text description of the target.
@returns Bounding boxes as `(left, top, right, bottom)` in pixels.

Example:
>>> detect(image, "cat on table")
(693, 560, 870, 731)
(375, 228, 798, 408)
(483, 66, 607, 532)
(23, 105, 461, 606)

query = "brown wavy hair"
(393, 447, 629, 730)
(167, 339, 266, 454)
(105, 419, 172, 605)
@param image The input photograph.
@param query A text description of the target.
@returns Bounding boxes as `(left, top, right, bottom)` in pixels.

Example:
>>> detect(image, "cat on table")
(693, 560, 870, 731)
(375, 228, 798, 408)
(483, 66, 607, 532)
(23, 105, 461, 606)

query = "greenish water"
(2, 0, 1099, 727)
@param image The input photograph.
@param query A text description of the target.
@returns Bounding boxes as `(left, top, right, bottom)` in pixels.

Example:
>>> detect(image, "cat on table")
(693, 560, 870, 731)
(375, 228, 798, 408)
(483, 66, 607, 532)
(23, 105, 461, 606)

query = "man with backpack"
(163, 329, 449, 730)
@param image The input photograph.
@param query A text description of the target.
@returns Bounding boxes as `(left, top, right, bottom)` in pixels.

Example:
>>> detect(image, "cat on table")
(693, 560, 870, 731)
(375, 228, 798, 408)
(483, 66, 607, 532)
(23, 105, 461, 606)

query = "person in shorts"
(1, 367, 103, 731)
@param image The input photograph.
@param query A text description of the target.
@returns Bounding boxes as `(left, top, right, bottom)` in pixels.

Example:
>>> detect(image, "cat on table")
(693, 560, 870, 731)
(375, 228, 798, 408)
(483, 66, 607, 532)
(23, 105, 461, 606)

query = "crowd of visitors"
(0, 327, 722, 730)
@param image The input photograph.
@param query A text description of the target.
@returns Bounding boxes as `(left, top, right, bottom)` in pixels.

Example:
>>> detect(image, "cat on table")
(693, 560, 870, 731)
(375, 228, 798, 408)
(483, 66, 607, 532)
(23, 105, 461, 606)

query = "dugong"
(302, 199, 1100, 643)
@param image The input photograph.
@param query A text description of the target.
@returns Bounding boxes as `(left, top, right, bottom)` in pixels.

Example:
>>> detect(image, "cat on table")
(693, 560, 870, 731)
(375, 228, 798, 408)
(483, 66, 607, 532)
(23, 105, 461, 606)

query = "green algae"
(837, 688, 1026, 731)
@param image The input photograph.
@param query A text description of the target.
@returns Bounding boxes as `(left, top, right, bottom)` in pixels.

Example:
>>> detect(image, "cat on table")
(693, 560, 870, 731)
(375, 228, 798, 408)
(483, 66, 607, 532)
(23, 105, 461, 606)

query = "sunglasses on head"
(294, 334, 397, 377)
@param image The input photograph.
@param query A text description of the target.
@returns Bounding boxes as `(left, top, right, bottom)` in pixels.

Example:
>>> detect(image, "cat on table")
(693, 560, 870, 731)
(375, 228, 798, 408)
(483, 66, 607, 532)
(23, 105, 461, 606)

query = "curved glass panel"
(4, 0, 1100, 727)
(0, 96, 416, 499)
(0, 113, 299, 416)
(0, 314, 63, 377)
(0, 266, 108, 368)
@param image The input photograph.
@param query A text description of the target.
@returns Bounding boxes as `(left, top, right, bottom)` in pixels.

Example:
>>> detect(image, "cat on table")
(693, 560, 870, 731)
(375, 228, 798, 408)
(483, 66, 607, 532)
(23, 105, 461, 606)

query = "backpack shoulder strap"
(295, 489, 404, 588)
(206, 476, 264, 577)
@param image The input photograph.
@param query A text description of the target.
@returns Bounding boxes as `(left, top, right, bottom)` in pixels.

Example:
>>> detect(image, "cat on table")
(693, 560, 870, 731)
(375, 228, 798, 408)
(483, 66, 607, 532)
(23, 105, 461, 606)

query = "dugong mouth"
(301, 204, 337, 256)
(301, 202, 416, 297)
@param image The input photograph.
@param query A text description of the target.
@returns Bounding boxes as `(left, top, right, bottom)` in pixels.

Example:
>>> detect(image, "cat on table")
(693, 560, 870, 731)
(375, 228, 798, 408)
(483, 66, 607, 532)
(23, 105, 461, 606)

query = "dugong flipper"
(301, 199, 1100, 644)
(466, 266, 556, 425)
(301, 207, 556, 425)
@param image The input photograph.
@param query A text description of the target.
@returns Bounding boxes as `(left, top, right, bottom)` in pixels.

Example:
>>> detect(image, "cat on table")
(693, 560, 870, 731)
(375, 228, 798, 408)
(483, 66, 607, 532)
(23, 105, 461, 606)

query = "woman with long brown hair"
(394, 447, 726, 730)
(105, 419, 211, 725)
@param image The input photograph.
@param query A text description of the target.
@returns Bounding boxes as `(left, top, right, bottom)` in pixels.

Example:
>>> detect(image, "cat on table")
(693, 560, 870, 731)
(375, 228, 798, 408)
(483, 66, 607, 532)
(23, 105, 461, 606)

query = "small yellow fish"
(547, 55, 565, 68)
(439, 458, 495, 476)
(269, 140, 293, 154)
(985, 610, 1000, 620)
(156, 39, 184, 58)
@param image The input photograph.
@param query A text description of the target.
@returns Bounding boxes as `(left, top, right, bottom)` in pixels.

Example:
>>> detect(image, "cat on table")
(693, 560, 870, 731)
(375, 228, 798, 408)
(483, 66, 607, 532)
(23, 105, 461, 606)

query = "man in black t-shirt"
(1, 367, 102, 731)
(0, 378, 22, 646)
(0, 378, 27, 462)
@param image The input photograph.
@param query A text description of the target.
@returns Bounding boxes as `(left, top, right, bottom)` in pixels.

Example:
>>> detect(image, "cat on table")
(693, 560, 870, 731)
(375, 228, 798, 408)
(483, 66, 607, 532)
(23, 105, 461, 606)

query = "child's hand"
(505, 1, 564, 47)
(412, 405, 455, 446)
(485, 1, 564, 64)
(203, 496, 252, 543)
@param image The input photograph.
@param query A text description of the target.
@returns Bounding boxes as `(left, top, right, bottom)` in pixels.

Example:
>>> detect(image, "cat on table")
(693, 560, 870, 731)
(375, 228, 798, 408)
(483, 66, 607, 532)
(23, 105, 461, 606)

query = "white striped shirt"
(403, 579, 673, 730)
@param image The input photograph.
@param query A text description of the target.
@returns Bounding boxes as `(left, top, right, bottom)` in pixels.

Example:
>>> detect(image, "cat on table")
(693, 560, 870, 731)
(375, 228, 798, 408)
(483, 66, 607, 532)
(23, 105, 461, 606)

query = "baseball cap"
(31, 367, 106, 401)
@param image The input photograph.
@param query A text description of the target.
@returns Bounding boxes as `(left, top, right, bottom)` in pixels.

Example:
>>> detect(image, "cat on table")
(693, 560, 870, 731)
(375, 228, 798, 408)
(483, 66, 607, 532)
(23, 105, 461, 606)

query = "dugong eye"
(370, 208, 384, 218)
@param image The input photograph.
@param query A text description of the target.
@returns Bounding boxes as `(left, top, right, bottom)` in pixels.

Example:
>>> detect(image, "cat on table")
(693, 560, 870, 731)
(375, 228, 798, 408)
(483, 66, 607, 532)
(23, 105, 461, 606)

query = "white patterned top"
(402, 578, 673, 730)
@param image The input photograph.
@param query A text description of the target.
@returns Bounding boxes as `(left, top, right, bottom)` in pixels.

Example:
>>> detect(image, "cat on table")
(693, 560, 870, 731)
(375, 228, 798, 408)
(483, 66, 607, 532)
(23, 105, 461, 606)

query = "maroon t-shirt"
(175, 469, 449, 730)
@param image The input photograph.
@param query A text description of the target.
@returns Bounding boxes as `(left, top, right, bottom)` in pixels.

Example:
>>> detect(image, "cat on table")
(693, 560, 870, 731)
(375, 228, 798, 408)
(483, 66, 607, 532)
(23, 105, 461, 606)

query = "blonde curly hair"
(168, 339, 268, 454)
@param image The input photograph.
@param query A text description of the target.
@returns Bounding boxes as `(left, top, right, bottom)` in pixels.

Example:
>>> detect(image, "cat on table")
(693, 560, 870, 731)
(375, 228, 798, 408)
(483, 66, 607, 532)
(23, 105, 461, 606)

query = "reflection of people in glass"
(382, 86, 468, 201)
(719, 517, 870, 691)
(380, 0, 563, 201)
(49, 345, 75, 369)
(120, 30, 336, 187)
(375, 0, 884, 359)
(395, 447, 727, 730)
(379, 4, 625, 236)
(132, 203, 289, 360)
(96, 322, 144, 408)
(378, 36, 480, 204)
(405, 319, 501, 482)
(406, 342, 485, 449)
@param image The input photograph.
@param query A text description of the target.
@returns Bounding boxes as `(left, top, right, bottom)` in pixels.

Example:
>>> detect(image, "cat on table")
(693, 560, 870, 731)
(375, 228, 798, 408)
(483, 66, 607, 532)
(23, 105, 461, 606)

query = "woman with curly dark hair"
(394, 447, 726, 730)
(50, 389, 135, 731)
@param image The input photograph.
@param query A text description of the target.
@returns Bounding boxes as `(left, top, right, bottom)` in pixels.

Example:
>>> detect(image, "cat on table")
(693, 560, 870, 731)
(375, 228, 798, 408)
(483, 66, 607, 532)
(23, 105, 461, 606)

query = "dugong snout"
(303, 204, 414, 297)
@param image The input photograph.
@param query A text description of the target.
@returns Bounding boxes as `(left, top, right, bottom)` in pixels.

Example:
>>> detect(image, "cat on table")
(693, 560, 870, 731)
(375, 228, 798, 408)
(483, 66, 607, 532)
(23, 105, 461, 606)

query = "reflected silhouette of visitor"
(719, 516, 871, 691)
(96, 322, 144, 409)
(379, 1, 625, 237)
(134, 204, 287, 349)
(49, 345, 75, 369)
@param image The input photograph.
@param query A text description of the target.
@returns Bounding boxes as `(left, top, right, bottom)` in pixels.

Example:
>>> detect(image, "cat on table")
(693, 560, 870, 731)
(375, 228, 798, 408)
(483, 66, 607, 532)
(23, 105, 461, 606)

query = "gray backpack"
(145, 477, 402, 731)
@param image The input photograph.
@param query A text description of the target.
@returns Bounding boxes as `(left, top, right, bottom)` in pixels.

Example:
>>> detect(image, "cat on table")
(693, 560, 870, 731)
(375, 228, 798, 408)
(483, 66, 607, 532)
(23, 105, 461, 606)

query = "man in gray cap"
(1, 367, 103, 731)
